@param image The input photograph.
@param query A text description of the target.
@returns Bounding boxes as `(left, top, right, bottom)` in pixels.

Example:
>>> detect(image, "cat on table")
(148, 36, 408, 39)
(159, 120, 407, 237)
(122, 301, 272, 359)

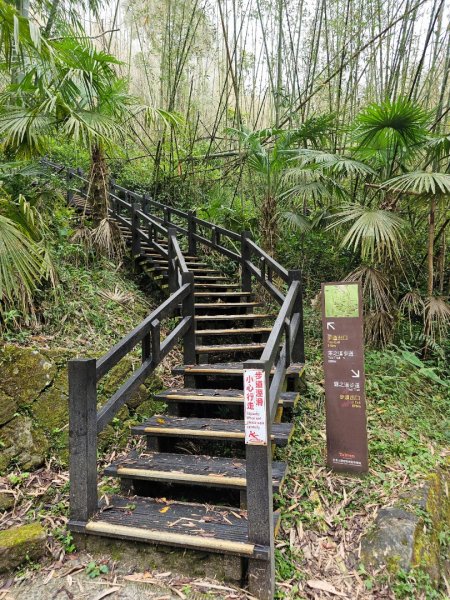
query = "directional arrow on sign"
(327, 322, 335, 330)
(351, 369, 360, 378)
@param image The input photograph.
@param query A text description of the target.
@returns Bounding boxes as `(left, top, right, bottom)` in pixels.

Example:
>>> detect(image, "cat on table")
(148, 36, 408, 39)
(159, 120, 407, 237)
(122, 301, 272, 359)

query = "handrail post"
(66, 169, 74, 204)
(168, 228, 177, 294)
(142, 193, 149, 215)
(131, 202, 141, 261)
(288, 269, 305, 364)
(109, 178, 116, 217)
(68, 359, 98, 523)
(187, 210, 197, 255)
(241, 231, 252, 293)
(181, 271, 196, 365)
(244, 358, 275, 599)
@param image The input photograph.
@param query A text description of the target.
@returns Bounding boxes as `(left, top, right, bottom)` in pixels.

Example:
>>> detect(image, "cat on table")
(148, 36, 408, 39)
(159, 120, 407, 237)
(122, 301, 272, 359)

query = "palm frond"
(353, 97, 430, 150)
(382, 171, 450, 196)
(423, 296, 450, 342)
(0, 214, 44, 312)
(291, 149, 376, 177)
(328, 204, 405, 262)
(281, 211, 311, 233)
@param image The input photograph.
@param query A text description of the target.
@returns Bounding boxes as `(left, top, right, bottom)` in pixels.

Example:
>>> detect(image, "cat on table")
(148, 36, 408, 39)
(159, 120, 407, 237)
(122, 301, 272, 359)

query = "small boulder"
(0, 490, 14, 512)
(361, 468, 450, 585)
(0, 346, 56, 408)
(0, 416, 49, 473)
(0, 523, 46, 572)
(0, 391, 17, 426)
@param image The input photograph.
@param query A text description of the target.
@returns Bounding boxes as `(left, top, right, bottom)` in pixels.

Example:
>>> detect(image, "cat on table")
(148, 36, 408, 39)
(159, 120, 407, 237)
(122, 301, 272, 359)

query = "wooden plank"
(132, 416, 293, 445)
(154, 387, 299, 407)
(172, 362, 305, 376)
(104, 451, 286, 490)
(195, 343, 266, 353)
(196, 313, 275, 321)
(194, 302, 262, 309)
(196, 327, 272, 335)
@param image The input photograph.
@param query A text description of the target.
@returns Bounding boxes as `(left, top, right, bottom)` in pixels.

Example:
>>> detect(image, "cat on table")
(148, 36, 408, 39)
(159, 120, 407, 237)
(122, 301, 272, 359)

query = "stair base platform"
(70, 495, 277, 560)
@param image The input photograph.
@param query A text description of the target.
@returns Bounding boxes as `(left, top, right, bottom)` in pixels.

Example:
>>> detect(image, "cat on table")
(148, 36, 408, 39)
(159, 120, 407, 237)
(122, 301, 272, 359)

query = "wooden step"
(193, 275, 232, 281)
(105, 452, 287, 491)
(70, 495, 276, 559)
(196, 327, 272, 336)
(194, 292, 252, 298)
(196, 313, 275, 322)
(145, 259, 209, 268)
(194, 283, 240, 289)
(154, 388, 299, 408)
(194, 302, 262, 309)
(173, 362, 305, 377)
(196, 342, 266, 354)
(132, 416, 293, 445)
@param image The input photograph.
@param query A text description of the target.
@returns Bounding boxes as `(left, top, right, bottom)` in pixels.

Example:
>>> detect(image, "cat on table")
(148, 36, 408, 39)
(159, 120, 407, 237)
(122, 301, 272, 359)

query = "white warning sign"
(244, 369, 267, 445)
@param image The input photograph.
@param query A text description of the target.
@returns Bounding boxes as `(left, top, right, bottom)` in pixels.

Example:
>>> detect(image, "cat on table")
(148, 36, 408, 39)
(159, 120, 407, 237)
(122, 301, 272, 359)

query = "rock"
(361, 467, 450, 585)
(361, 507, 420, 573)
(0, 523, 46, 572)
(0, 346, 57, 408)
(0, 416, 49, 474)
(0, 391, 17, 426)
(0, 490, 14, 512)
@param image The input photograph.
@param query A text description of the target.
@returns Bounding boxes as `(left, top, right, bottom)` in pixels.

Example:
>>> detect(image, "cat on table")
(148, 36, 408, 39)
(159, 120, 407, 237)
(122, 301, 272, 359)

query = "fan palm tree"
(0, 16, 178, 254)
(326, 98, 449, 348)
(229, 115, 335, 255)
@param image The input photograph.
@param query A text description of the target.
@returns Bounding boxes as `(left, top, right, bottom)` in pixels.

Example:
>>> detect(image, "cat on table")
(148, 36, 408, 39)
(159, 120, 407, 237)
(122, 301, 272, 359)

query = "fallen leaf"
(159, 506, 170, 513)
(307, 579, 347, 597)
(91, 588, 121, 600)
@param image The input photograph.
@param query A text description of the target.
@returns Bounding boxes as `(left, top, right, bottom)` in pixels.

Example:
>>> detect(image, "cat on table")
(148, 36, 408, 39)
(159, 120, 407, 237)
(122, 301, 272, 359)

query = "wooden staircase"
(44, 160, 305, 600)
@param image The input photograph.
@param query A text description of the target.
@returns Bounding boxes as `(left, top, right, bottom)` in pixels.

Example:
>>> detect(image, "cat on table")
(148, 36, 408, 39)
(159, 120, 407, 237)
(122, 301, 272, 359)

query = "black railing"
(43, 159, 304, 599)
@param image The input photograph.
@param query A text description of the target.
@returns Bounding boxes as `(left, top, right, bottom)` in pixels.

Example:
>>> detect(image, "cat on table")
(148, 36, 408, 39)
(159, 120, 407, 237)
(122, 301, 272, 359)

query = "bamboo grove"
(0, 0, 449, 357)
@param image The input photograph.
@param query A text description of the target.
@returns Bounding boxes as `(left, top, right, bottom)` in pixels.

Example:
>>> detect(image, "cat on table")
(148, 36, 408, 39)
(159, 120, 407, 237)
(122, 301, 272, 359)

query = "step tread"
(194, 283, 240, 289)
(196, 313, 275, 321)
(132, 416, 293, 445)
(173, 362, 305, 376)
(155, 387, 299, 407)
(196, 342, 266, 353)
(105, 451, 286, 490)
(74, 496, 274, 558)
(196, 327, 272, 335)
(193, 275, 232, 281)
(194, 302, 262, 308)
(194, 292, 251, 297)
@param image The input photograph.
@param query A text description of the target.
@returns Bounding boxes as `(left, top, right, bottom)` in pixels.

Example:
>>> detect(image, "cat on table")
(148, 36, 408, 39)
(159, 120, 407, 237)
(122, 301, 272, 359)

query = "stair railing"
(243, 269, 304, 597)
(43, 160, 305, 599)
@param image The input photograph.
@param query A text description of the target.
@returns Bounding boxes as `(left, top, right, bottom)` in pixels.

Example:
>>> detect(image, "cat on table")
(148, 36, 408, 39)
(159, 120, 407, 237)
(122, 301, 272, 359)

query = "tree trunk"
(261, 195, 277, 257)
(89, 143, 109, 226)
(427, 197, 435, 297)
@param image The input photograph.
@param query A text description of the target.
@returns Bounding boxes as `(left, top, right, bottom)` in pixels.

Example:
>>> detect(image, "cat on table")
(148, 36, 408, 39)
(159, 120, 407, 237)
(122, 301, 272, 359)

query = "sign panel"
(321, 282, 368, 472)
(244, 369, 268, 445)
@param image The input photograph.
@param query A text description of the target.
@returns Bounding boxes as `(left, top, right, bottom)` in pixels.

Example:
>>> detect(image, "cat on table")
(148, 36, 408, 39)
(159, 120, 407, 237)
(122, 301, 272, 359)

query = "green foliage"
(85, 561, 109, 578)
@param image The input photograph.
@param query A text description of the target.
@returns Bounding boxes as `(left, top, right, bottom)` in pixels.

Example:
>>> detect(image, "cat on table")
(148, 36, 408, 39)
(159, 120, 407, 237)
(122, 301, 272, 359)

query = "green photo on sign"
(324, 283, 359, 318)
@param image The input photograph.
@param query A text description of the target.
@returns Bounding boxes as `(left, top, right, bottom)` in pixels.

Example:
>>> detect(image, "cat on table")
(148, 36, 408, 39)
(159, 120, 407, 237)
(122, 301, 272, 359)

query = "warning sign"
(321, 282, 368, 472)
(243, 369, 268, 445)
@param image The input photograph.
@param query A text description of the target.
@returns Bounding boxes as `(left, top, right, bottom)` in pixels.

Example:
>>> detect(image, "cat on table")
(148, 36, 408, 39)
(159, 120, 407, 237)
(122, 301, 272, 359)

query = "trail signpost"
(321, 282, 368, 472)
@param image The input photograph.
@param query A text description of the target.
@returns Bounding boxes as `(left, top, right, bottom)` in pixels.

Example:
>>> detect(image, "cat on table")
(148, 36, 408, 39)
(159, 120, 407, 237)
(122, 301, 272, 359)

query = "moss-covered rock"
(0, 416, 49, 473)
(0, 490, 14, 512)
(0, 523, 46, 572)
(0, 391, 17, 426)
(0, 346, 56, 408)
(361, 466, 450, 587)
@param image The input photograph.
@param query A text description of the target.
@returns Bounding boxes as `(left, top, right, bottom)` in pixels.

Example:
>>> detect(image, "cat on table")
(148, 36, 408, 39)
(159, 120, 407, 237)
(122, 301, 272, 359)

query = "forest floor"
(1, 337, 448, 600)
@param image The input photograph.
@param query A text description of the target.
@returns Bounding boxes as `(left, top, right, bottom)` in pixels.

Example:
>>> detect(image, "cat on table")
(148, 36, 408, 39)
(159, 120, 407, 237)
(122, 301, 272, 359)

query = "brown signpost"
(321, 281, 368, 473)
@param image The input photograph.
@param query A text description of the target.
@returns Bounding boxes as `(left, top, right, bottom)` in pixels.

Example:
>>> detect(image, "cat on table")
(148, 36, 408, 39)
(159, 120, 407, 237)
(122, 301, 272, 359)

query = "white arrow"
(327, 322, 335, 330)
(351, 369, 360, 378)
